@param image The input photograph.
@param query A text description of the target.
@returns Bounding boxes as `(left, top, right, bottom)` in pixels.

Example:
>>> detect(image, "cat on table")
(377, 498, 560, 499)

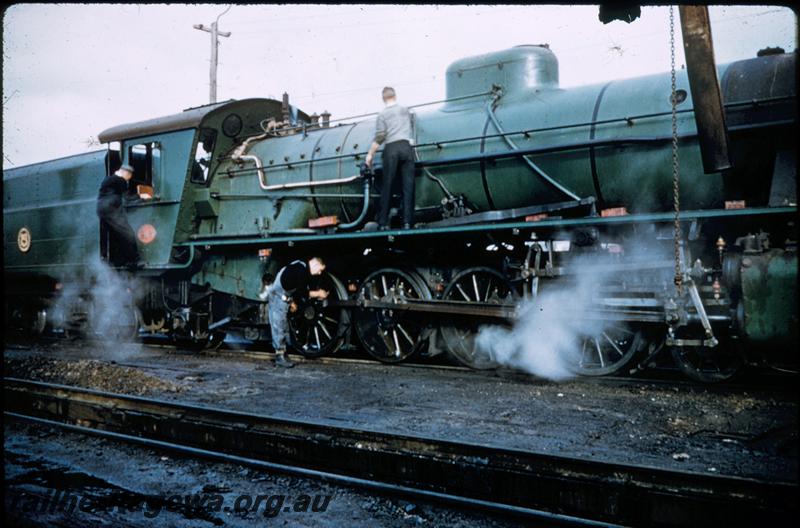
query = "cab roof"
(97, 98, 300, 143)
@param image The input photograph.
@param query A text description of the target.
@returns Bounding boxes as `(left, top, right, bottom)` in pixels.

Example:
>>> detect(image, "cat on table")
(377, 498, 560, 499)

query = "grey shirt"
(373, 103, 414, 146)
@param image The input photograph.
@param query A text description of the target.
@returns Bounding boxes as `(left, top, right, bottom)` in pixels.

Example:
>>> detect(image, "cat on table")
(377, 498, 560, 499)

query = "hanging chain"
(669, 5, 683, 294)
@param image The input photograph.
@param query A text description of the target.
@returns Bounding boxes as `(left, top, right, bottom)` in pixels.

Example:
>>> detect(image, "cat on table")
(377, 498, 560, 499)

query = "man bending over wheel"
(268, 257, 328, 368)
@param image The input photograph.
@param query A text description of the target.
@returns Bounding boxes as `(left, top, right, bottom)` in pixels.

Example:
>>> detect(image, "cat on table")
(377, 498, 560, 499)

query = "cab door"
(119, 129, 195, 267)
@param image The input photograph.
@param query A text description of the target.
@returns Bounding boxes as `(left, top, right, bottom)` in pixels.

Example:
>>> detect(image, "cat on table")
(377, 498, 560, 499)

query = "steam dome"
(445, 45, 559, 99)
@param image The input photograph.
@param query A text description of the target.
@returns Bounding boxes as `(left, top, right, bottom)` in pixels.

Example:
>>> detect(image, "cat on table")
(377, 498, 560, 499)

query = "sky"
(2, 4, 797, 169)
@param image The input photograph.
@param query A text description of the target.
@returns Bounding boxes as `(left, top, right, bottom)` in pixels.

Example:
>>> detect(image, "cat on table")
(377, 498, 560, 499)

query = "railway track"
(4, 377, 795, 527)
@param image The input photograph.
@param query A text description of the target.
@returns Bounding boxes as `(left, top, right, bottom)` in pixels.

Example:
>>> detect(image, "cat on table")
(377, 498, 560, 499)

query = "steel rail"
(4, 412, 611, 527)
(4, 378, 795, 527)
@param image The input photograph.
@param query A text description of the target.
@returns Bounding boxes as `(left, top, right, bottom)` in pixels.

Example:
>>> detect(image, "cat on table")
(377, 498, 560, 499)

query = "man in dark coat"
(97, 164, 141, 269)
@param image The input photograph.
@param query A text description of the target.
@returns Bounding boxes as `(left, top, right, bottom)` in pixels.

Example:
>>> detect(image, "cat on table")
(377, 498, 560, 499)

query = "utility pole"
(193, 6, 232, 104)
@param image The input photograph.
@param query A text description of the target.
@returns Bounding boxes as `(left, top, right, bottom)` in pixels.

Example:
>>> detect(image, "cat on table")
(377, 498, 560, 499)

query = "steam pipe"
(230, 131, 271, 189)
(485, 93, 581, 201)
(239, 155, 269, 190)
(337, 164, 373, 231)
(262, 174, 361, 192)
(337, 178, 372, 231)
(412, 129, 456, 200)
(230, 127, 363, 191)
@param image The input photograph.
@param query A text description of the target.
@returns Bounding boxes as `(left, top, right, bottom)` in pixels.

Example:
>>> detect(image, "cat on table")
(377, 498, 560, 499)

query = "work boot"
(274, 350, 294, 368)
(403, 223, 412, 230)
(362, 221, 379, 232)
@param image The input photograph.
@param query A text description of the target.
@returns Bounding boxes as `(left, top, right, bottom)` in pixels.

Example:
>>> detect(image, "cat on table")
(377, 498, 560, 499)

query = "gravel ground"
(4, 341, 797, 483)
(4, 355, 182, 395)
(4, 421, 525, 527)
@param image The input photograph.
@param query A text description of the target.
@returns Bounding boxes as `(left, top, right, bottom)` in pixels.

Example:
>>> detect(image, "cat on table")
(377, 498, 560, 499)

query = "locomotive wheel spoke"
(456, 284, 471, 302)
(594, 337, 605, 368)
(313, 326, 322, 349)
(397, 324, 414, 345)
(670, 336, 745, 383)
(392, 329, 402, 357)
(571, 323, 644, 377)
(602, 331, 624, 359)
(580, 339, 590, 368)
(318, 321, 332, 340)
(439, 267, 517, 370)
(288, 272, 349, 359)
(355, 268, 431, 363)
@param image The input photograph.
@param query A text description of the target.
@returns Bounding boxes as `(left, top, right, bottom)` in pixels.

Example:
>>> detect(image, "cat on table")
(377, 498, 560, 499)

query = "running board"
(426, 197, 597, 228)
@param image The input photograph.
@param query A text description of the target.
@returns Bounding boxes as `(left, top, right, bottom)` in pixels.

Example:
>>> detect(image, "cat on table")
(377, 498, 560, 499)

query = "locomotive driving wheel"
(439, 267, 517, 369)
(288, 272, 349, 358)
(87, 291, 141, 341)
(200, 331, 227, 351)
(354, 268, 431, 363)
(175, 327, 227, 352)
(670, 335, 745, 383)
(571, 323, 645, 376)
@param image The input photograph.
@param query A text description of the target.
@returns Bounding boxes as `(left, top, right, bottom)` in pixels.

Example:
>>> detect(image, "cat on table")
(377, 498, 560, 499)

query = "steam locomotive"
(4, 44, 796, 382)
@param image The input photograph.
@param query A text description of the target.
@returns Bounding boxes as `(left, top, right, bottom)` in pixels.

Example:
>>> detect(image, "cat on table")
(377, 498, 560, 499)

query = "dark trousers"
(98, 204, 139, 266)
(377, 140, 415, 227)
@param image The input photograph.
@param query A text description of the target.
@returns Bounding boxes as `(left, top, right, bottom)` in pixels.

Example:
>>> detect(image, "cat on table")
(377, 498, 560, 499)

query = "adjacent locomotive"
(4, 45, 796, 382)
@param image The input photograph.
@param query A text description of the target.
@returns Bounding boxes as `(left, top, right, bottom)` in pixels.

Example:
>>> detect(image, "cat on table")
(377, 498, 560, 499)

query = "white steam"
(50, 253, 145, 361)
(475, 255, 609, 381)
(475, 237, 672, 381)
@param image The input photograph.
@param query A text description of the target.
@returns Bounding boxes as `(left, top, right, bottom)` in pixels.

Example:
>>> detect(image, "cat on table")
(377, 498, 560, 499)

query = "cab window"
(127, 142, 161, 197)
(191, 128, 217, 183)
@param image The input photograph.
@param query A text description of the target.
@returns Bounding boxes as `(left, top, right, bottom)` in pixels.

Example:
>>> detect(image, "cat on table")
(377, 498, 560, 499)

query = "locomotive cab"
(97, 98, 302, 269)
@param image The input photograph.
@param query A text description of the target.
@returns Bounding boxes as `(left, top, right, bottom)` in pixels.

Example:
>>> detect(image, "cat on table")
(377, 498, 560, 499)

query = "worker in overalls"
(267, 257, 328, 367)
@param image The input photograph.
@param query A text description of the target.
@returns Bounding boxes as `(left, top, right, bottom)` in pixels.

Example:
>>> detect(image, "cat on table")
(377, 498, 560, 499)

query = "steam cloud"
(50, 252, 145, 361)
(475, 255, 609, 381)
(475, 236, 672, 381)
